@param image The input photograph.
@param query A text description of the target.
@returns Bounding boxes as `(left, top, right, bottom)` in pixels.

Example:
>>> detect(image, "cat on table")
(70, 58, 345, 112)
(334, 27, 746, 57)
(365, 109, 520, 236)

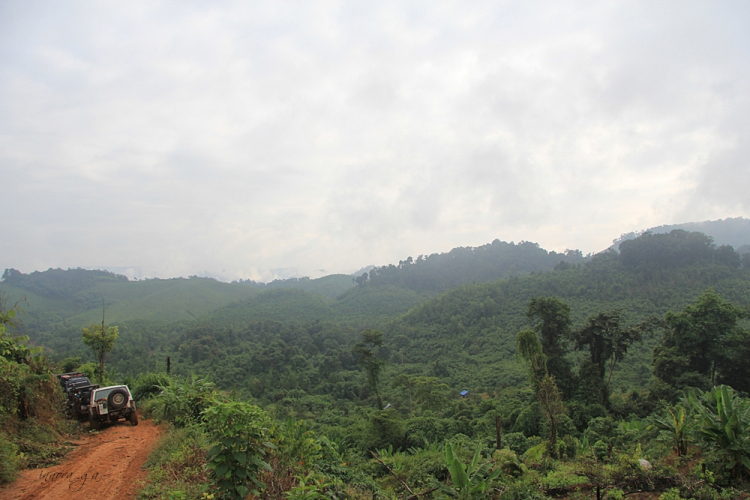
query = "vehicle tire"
(129, 411, 139, 426)
(89, 415, 100, 430)
(108, 389, 128, 410)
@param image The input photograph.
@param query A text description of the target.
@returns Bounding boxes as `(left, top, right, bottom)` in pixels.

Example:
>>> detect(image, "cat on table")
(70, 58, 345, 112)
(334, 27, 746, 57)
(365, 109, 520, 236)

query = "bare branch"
(369, 451, 415, 496)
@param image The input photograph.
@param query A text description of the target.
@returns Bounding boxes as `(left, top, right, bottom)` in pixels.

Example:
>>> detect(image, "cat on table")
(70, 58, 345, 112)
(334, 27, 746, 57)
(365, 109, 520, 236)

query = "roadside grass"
(138, 425, 209, 500)
(0, 416, 82, 483)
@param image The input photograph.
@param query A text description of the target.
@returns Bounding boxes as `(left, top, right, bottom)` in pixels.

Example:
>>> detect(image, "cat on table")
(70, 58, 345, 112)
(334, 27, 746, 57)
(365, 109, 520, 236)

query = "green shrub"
(493, 448, 524, 477)
(584, 417, 621, 448)
(202, 400, 273, 499)
(686, 385, 750, 481)
(497, 476, 548, 500)
(151, 374, 219, 427)
(138, 426, 209, 500)
(131, 372, 173, 402)
(0, 433, 20, 484)
(405, 416, 455, 446)
(592, 440, 608, 462)
(659, 488, 683, 500)
(503, 432, 531, 456)
(605, 486, 625, 500)
(430, 442, 500, 500)
(513, 402, 541, 437)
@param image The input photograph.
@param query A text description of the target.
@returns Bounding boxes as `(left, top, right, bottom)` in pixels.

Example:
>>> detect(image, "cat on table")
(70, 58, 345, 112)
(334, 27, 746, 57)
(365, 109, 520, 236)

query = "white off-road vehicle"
(88, 385, 138, 430)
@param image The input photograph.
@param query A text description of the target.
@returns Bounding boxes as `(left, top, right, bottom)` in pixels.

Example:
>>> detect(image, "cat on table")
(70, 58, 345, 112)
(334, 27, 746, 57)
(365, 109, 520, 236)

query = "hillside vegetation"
(612, 216, 750, 252)
(3, 228, 750, 499)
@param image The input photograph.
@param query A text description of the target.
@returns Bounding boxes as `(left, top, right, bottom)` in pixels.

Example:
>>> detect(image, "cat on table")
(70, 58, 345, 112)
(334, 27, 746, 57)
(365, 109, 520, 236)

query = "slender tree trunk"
(549, 415, 557, 448)
(606, 357, 616, 392)
(101, 301, 106, 383)
(375, 383, 383, 409)
(495, 415, 502, 450)
(408, 380, 413, 416)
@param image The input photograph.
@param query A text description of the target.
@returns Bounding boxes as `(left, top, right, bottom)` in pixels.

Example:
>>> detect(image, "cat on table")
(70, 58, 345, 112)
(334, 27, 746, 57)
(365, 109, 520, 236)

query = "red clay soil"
(0, 415, 162, 500)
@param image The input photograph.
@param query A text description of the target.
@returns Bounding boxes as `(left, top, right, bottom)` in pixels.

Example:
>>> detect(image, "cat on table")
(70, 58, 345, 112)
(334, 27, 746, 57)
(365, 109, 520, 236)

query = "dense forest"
(2, 227, 750, 499)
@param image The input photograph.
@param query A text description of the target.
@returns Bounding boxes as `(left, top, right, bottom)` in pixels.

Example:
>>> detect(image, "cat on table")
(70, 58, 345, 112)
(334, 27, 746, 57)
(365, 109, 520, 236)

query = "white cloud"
(1, 0, 749, 281)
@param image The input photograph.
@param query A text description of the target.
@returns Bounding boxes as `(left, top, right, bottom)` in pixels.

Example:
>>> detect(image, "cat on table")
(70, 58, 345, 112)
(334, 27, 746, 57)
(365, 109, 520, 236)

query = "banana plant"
(432, 442, 501, 500)
(651, 405, 690, 456)
(686, 385, 750, 477)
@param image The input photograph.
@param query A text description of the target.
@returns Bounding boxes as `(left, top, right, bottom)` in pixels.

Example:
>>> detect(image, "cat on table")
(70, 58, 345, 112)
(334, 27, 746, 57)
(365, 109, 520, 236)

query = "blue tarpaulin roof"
(460, 390, 469, 397)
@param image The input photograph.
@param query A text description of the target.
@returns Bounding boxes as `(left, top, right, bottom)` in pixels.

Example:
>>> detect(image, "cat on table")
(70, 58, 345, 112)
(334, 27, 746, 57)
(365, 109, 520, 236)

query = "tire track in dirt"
(0, 416, 162, 500)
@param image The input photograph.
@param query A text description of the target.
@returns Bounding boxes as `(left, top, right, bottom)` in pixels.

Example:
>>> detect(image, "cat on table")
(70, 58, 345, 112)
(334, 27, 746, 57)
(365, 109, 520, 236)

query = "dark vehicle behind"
(56, 372, 99, 421)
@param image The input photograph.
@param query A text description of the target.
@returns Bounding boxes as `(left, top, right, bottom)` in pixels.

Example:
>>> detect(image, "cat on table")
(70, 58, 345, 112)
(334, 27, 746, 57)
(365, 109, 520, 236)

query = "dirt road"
(0, 417, 162, 500)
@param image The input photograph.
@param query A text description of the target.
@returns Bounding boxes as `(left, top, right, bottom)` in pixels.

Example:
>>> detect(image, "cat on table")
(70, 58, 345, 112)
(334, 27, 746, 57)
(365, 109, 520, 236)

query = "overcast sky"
(1, 1, 749, 281)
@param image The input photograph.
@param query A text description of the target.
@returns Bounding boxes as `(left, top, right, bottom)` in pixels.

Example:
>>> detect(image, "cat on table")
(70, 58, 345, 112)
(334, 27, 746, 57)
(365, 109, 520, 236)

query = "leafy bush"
(686, 385, 750, 480)
(430, 442, 500, 500)
(131, 372, 173, 402)
(659, 488, 683, 500)
(203, 400, 273, 499)
(493, 448, 525, 477)
(259, 419, 328, 497)
(592, 441, 609, 462)
(503, 432, 532, 456)
(584, 417, 621, 449)
(0, 432, 20, 484)
(150, 374, 219, 427)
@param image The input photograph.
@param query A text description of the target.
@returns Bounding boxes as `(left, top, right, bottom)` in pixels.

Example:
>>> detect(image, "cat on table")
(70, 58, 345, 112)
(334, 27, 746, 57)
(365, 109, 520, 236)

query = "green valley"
(2, 226, 750, 499)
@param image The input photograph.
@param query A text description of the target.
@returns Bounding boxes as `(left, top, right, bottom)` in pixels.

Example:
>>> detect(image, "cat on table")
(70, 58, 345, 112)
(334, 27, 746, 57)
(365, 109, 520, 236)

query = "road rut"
(0, 416, 162, 500)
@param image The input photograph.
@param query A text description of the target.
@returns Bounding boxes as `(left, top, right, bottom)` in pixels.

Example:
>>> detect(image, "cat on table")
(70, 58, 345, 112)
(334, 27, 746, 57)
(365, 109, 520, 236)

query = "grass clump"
(138, 425, 209, 500)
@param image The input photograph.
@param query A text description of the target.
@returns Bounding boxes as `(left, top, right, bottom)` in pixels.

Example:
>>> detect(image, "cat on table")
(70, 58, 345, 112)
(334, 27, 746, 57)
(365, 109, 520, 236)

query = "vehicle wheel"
(129, 411, 139, 426)
(108, 389, 128, 410)
(89, 415, 100, 430)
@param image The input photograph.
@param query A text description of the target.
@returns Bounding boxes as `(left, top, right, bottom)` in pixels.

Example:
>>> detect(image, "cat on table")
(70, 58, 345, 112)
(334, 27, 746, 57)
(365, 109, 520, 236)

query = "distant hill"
(0, 237, 586, 337)
(261, 274, 355, 300)
(6, 229, 749, 402)
(201, 288, 335, 326)
(0, 268, 356, 329)
(385, 229, 750, 393)
(0, 270, 263, 326)
(207, 240, 588, 330)
(350, 240, 584, 293)
(99, 229, 749, 399)
(612, 217, 750, 252)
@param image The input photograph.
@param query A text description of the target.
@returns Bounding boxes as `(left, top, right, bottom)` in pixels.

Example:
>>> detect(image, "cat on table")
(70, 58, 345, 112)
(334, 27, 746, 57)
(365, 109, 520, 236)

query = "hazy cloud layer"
(1, 1, 748, 281)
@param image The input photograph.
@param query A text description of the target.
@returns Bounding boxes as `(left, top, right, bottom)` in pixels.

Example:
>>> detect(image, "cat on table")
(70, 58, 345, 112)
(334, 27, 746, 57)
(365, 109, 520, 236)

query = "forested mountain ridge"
(0, 270, 264, 326)
(4, 229, 749, 397)
(0, 269, 355, 327)
(0, 238, 583, 331)
(0, 238, 592, 359)
(387, 231, 750, 394)
(352, 239, 584, 293)
(33, 229, 744, 405)
(612, 216, 750, 252)
(4, 229, 750, 499)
